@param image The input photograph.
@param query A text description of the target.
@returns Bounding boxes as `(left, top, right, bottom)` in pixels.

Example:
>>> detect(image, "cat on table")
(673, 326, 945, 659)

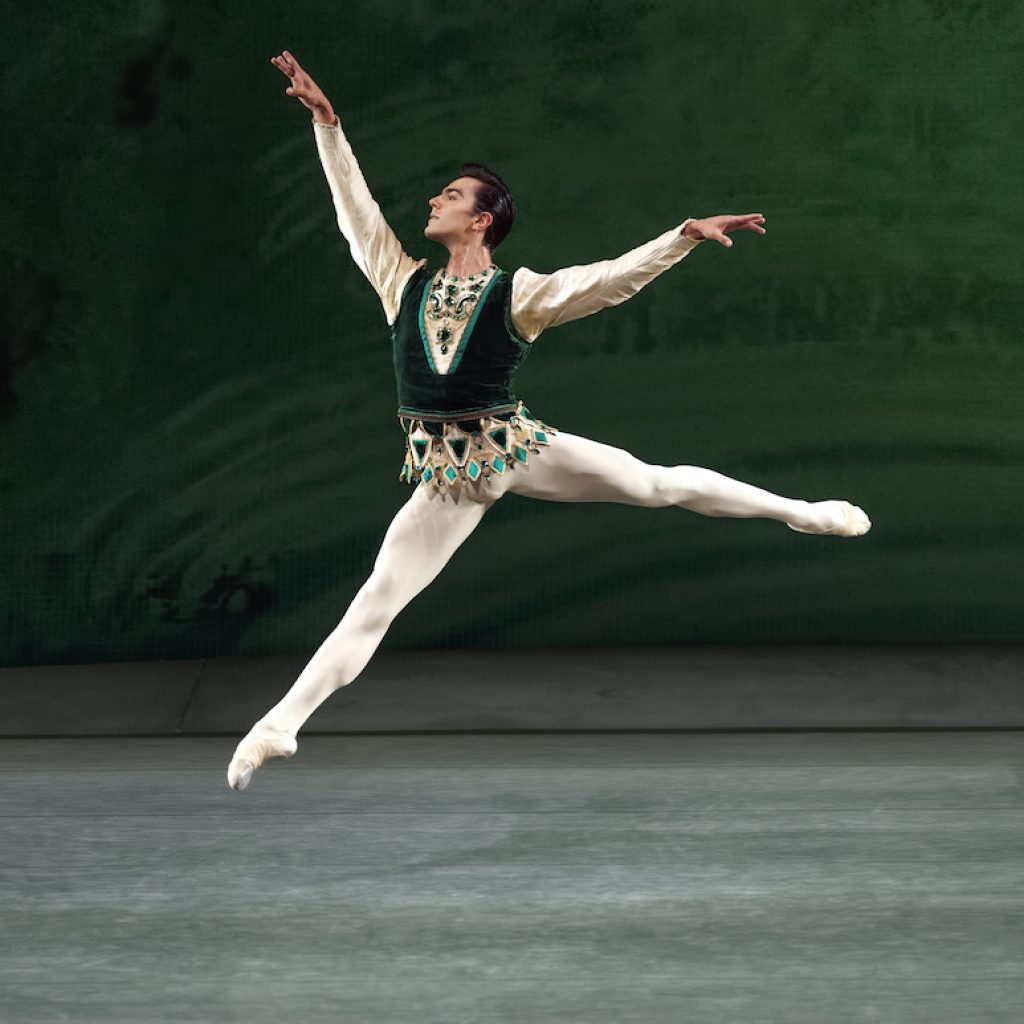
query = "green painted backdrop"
(3, 1, 1022, 665)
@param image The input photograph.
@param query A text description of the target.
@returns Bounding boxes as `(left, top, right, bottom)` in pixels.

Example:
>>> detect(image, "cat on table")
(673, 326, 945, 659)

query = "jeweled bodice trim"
(418, 266, 503, 375)
(390, 265, 532, 422)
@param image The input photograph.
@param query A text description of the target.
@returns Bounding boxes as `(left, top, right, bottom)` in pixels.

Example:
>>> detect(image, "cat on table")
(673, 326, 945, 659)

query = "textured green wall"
(3, 1, 1022, 665)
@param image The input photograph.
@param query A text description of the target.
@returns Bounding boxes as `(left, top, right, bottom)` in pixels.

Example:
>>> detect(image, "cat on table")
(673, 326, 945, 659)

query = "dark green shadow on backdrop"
(2, 0, 1022, 665)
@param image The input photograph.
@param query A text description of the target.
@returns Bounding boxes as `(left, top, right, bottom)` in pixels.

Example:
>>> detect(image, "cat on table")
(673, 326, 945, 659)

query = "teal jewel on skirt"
(397, 402, 556, 497)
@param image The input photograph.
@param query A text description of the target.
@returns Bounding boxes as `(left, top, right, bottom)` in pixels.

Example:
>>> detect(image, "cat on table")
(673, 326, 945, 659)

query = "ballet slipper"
(227, 722, 298, 791)
(788, 500, 871, 537)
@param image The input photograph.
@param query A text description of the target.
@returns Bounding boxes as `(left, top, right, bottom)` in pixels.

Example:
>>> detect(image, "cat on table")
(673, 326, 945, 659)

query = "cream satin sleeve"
(509, 220, 704, 343)
(313, 117, 426, 326)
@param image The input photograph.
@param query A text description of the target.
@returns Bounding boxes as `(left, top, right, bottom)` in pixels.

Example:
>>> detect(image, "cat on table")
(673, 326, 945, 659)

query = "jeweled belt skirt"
(398, 401, 556, 491)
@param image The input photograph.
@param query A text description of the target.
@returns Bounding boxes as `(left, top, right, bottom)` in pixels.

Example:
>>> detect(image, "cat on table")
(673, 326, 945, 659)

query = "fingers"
(720, 213, 767, 238)
(283, 49, 306, 77)
(690, 213, 767, 247)
(271, 50, 312, 101)
(270, 54, 294, 78)
(270, 50, 304, 78)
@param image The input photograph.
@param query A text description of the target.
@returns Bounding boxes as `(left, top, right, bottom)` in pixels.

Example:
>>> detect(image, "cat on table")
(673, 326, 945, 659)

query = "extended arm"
(312, 119, 425, 325)
(272, 50, 424, 326)
(510, 213, 765, 343)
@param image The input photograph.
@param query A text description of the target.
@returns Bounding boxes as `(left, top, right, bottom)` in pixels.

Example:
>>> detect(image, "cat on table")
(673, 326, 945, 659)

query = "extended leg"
(504, 430, 870, 534)
(227, 485, 496, 789)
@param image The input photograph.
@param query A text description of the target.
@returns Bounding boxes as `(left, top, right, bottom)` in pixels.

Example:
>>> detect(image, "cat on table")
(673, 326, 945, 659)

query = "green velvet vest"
(390, 265, 532, 421)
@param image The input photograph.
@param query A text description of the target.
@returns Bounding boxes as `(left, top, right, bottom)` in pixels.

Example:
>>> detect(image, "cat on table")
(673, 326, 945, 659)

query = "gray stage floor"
(2, 730, 1023, 1023)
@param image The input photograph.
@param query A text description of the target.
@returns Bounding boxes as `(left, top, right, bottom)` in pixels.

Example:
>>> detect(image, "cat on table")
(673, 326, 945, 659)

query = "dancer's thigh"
(370, 481, 499, 609)
(502, 430, 663, 505)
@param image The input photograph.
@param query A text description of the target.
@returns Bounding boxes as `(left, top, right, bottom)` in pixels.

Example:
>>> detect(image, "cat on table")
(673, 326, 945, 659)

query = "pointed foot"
(226, 723, 298, 792)
(789, 500, 871, 537)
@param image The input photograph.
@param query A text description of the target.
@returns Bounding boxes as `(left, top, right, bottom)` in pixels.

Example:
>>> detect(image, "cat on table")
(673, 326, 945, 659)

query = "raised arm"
(271, 50, 425, 326)
(510, 213, 766, 343)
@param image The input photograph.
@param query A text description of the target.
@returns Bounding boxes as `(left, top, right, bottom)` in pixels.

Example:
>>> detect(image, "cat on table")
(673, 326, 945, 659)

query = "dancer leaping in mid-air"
(227, 50, 871, 791)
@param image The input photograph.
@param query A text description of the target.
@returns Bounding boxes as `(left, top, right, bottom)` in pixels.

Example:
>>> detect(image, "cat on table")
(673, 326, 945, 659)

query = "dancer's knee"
(649, 465, 713, 507)
(351, 570, 403, 632)
(605, 453, 682, 507)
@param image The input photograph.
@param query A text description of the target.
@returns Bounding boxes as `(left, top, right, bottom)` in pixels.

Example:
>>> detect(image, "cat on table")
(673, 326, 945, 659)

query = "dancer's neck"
(443, 241, 495, 279)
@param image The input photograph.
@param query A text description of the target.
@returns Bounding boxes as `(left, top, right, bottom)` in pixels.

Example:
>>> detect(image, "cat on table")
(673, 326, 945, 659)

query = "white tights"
(256, 430, 842, 736)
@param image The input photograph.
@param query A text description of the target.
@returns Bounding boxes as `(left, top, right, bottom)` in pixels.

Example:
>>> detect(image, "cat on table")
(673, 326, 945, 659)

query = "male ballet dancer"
(227, 50, 870, 791)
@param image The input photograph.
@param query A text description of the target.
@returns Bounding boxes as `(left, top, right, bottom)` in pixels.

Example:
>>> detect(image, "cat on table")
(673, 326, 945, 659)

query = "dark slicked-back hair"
(460, 162, 516, 253)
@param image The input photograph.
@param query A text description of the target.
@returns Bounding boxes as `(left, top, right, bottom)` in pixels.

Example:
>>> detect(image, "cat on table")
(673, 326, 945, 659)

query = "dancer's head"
(424, 163, 515, 254)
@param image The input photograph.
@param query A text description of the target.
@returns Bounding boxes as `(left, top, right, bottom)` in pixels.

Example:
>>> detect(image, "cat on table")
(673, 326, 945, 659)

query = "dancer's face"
(424, 177, 491, 246)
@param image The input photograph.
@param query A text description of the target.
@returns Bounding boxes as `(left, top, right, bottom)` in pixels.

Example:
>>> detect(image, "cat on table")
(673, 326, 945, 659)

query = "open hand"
(270, 50, 334, 120)
(684, 213, 766, 247)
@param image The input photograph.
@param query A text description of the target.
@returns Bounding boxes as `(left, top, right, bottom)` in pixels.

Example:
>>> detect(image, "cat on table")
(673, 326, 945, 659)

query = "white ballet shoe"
(227, 722, 298, 791)
(788, 500, 871, 537)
